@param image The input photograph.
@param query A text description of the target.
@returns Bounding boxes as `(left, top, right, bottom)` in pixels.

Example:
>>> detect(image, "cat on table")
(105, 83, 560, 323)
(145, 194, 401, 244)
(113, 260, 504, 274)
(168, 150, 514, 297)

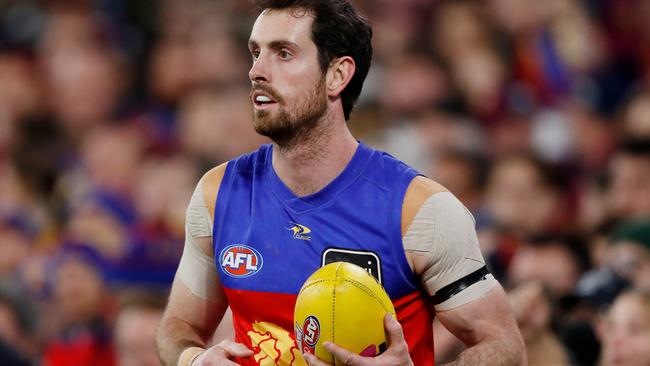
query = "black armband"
(431, 266, 491, 305)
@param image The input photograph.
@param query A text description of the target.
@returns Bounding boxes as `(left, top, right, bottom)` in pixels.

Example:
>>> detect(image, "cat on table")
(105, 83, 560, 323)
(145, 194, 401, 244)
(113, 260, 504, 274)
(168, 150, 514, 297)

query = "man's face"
(608, 154, 650, 219)
(115, 308, 162, 366)
(601, 294, 650, 366)
(508, 243, 580, 298)
(248, 9, 328, 146)
(486, 157, 559, 235)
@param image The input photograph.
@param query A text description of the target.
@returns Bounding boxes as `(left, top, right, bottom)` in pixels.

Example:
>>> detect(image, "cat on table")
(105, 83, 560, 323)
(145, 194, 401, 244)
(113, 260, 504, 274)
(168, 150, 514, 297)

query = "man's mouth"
(251, 86, 281, 109)
(256, 95, 272, 103)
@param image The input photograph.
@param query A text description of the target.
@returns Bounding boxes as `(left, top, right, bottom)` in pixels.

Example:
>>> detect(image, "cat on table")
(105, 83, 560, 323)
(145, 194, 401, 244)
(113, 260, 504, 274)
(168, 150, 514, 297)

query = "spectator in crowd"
(621, 90, 650, 138)
(508, 235, 590, 299)
(483, 153, 572, 278)
(0, 214, 36, 279)
(42, 245, 115, 366)
(485, 153, 569, 239)
(608, 220, 650, 292)
(606, 138, 650, 221)
(427, 149, 488, 216)
(0, 283, 37, 365)
(508, 282, 570, 366)
(114, 292, 166, 366)
(598, 290, 650, 366)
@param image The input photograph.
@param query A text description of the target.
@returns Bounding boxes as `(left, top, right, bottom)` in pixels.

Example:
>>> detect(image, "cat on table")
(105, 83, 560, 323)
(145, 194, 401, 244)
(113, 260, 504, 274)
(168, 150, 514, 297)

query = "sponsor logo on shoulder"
(220, 244, 263, 278)
(286, 222, 311, 241)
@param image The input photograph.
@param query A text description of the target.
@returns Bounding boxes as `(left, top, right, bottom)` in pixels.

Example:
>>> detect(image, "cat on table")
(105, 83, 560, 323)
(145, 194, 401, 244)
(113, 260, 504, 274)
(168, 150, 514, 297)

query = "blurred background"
(0, 0, 649, 365)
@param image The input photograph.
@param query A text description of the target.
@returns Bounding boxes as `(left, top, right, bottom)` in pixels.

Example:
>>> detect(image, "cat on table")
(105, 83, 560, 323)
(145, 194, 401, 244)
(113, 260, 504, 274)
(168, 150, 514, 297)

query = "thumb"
(217, 340, 254, 358)
(384, 313, 406, 347)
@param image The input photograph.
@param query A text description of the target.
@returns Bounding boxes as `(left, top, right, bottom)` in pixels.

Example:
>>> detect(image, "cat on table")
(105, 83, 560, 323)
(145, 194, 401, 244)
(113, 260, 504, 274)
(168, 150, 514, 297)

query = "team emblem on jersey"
(286, 222, 311, 241)
(220, 244, 263, 278)
(250, 322, 305, 365)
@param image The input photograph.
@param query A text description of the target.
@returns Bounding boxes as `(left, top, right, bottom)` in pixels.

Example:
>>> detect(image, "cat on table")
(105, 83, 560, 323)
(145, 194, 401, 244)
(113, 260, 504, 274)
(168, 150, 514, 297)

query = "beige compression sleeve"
(403, 192, 497, 311)
(176, 179, 219, 300)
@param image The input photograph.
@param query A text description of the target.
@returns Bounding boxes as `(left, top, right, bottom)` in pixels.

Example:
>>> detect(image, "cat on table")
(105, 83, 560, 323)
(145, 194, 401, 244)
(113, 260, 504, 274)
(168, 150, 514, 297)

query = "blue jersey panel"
(213, 143, 421, 299)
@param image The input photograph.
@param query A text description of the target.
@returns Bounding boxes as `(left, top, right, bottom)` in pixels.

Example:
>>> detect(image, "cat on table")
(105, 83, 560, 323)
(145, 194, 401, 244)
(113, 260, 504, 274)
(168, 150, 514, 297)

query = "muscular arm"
(305, 286, 524, 366)
(157, 164, 243, 366)
(306, 176, 525, 366)
(404, 176, 525, 365)
(437, 285, 525, 365)
(157, 244, 229, 365)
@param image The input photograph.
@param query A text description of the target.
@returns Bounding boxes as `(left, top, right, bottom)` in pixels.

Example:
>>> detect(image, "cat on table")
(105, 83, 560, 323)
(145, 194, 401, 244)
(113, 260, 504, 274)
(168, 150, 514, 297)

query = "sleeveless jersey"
(213, 143, 435, 365)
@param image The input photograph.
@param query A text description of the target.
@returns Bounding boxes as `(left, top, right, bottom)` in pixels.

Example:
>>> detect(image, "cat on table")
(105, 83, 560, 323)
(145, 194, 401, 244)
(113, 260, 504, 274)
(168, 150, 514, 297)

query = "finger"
(384, 313, 406, 347)
(193, 350, 239, 366)
(303, 352, 332, 366)
(198, 355, 240, 366)
(216, 339, 254, 358)
(323, 342, 365, 366)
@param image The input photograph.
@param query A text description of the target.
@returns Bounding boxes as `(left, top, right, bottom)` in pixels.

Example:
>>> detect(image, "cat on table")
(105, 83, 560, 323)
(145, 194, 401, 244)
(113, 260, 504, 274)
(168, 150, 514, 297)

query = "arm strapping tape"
(430, 265, 490, 305)
(177, 179, 219, 300)
(403, 192, 496, 311)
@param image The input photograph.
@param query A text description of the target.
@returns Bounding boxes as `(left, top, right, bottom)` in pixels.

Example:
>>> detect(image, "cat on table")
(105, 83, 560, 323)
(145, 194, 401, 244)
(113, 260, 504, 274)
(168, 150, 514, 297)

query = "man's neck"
(271, 114, 358, 197)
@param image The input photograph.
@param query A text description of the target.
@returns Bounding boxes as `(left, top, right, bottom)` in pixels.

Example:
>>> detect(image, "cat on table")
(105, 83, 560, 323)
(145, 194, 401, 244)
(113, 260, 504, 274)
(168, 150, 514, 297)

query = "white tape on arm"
(178, 346, 205, 366)
(403, 192, 496, 311)
(177, 180, 219, 300)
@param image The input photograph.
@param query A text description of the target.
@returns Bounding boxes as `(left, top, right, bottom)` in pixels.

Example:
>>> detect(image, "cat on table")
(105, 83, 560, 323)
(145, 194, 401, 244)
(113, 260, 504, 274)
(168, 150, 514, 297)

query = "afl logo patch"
(219, 244, 263, 278)
(301, 315, 320, 353)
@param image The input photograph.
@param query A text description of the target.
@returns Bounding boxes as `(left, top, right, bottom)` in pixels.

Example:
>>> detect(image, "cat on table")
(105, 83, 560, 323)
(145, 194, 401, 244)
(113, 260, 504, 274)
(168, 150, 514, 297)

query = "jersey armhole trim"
(202, 162, 228, 223)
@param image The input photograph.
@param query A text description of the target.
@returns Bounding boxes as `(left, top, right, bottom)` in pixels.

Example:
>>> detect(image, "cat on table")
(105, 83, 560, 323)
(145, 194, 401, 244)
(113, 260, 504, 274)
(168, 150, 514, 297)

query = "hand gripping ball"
(294, 262, 396, 364)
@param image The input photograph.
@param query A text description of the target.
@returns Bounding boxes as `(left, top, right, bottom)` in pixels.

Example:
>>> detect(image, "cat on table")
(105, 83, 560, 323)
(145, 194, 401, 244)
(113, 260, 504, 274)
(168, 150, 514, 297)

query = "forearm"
(443, 339, 525, 366)
(156, 316, 208, 366)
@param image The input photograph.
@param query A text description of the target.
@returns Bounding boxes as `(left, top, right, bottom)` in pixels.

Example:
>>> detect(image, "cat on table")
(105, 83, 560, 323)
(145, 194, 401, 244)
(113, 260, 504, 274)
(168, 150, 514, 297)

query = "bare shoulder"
(200, 162, 228, 220)
(401, 176, 448, 236)
(405, 175, 447, 199)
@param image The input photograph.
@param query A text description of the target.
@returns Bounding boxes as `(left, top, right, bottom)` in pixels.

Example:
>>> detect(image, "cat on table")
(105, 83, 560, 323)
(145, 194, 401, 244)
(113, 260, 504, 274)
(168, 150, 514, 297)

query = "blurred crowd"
(0, 0, 649, 365)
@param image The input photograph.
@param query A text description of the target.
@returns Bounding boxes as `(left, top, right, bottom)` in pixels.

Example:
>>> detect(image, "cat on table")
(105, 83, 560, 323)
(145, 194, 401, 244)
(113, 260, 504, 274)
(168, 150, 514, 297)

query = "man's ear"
(326, 56, 355, 98)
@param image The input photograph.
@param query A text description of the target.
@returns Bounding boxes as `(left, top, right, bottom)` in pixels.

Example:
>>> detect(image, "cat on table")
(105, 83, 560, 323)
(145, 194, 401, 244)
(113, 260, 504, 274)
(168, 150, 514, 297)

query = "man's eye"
(279, 50, 292, 60)
(251, 51, 260, 60)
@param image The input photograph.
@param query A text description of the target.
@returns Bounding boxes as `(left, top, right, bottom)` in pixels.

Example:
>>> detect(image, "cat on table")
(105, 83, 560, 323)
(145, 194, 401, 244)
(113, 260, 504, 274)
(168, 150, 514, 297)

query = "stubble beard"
(253, 76, 328, 150)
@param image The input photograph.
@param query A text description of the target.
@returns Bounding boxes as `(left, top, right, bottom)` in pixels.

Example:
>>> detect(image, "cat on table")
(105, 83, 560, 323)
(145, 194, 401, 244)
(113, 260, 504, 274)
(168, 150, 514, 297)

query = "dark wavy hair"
(251, 0, 373, 120)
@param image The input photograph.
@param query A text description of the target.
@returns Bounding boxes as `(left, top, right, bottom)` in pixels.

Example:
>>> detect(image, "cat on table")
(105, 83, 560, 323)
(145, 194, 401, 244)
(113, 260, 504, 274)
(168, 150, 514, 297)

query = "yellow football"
(293, 262, 396, 364)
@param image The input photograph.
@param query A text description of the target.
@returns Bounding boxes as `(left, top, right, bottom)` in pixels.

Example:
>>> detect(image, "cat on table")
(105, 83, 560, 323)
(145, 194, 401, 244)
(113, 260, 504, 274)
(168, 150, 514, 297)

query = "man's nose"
(249, 53, 270, 83)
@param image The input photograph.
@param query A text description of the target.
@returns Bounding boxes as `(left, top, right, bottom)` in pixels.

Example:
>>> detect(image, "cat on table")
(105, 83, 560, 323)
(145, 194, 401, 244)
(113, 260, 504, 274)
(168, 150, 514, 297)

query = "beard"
(252, 75, 328, 148)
